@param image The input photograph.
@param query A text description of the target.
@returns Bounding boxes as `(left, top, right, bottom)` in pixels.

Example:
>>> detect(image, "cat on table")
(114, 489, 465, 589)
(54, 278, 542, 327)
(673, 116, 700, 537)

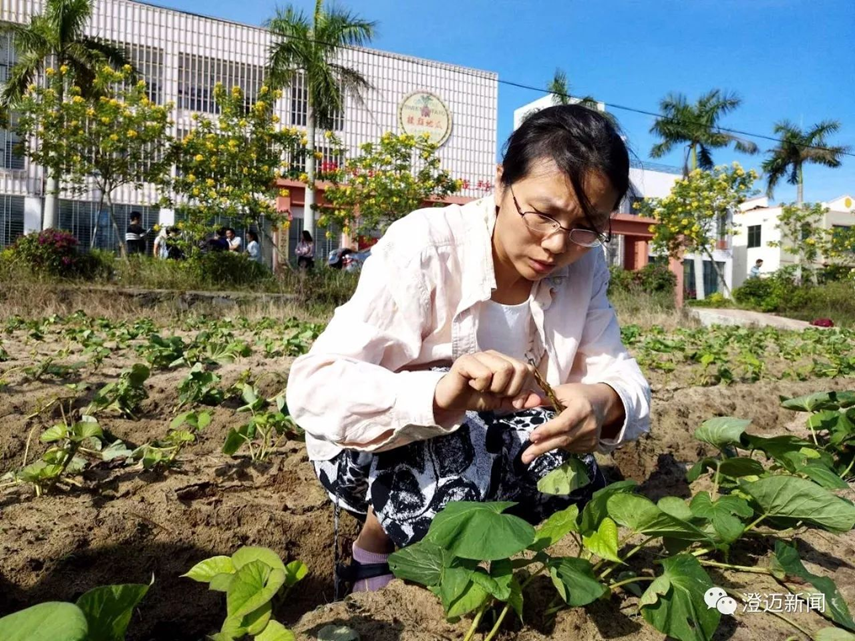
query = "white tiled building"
(732, 194, 855, 288)
(0, 0, 499, 258)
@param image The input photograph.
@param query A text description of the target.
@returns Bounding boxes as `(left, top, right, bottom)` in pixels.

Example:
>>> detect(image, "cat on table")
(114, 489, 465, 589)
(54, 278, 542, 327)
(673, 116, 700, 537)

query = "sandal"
(335, 559, 392, 597)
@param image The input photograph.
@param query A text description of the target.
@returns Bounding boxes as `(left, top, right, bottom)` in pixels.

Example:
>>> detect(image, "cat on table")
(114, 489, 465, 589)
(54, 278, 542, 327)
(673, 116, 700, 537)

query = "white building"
(0, 0, 499, 262)
(732, 194, 855, 289)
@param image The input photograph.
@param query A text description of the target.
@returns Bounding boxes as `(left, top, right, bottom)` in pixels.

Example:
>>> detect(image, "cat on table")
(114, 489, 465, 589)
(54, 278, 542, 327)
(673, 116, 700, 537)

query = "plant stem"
(840, 456, 855, 480)
(483, 604, 510, 641)
(599, 536, 655, 581)
(712, 460, 721, 501)
(462, 603, 486, 641)
(698, 560, 773, 575)
(609, 576, 656, 592)
(520, 562, 549, 590)
(743, 514, 767, 533)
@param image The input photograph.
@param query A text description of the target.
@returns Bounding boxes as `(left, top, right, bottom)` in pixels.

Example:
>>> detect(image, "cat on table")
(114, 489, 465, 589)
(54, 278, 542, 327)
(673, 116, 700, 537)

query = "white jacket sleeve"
(571, 254, 651, 454)
(285, 239, 463, 452)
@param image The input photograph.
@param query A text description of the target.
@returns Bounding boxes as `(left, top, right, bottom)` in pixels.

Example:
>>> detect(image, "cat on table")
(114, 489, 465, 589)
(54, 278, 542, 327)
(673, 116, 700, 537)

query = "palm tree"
(266, 0, 375, 240)
(762, 120, 849, 205)
(650, 89, 758, 176)
(547, 68, 603, 111)
(1, 0, 133, 230)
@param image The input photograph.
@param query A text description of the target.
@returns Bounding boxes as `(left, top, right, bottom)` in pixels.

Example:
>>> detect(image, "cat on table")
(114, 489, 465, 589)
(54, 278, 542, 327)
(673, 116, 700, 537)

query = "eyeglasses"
(509, 186, 611, 248)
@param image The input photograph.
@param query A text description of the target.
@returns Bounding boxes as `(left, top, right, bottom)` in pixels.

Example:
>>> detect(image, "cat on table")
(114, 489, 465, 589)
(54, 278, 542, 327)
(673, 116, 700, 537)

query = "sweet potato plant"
(389, 409, 855, 641)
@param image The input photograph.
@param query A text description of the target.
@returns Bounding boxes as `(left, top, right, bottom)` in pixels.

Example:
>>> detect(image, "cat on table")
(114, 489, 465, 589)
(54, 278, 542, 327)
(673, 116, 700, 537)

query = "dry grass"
(2, 280, 695, 332)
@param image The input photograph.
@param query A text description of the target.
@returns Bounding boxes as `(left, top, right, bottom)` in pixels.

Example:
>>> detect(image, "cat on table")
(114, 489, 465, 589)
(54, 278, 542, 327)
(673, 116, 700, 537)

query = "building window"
(178, 53, 265, 114)
(60, 200, 158, 253)
(0, 27, 14, 85)
(747, 224, 761, 248)
(127, 43, 165, 105)
(0, 194, 25, 248)
(289, 71, 343, 131)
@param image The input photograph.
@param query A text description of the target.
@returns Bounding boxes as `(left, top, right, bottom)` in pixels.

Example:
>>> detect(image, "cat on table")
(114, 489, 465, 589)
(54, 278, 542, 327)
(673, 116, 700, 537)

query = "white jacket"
(287, 195, 651, 461)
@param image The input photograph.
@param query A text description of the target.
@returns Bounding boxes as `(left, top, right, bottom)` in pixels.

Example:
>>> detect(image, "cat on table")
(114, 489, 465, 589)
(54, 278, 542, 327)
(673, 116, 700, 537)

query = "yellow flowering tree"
(169, 83, 304, 253)
(319, 131, 461, 240)
(636, 163, 758, 297)
(16, 65, 174, 258)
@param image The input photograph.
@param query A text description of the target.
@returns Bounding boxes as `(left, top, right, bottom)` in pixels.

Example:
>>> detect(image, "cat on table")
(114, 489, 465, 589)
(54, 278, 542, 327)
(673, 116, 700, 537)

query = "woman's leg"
(355, 507, 394, 554)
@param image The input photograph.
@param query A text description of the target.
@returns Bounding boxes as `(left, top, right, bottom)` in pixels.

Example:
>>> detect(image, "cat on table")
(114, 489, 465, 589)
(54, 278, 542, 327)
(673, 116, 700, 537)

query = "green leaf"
(774, 541, 855, 632)
(0, 602, 88, 641)
(443, 571, 490, 620)
(426, 501, 535, 561)
(222, 426, 247, 456)
(815, 629, 855, 641)
(242, 601, 273, 636)
(182, 556, 235, 583)
(230, 546, 286, 572)
(488, 559, 514, 602)
(742, 434, 815, 463)
(389, 540, 446, 586)
(782, 392, 848, 412)
(741, 475, 855, 533)
(255, 620, 296, 641)
(799, 463, 850, 490)
(197, 411, 212, 430)
(718, 457, 766, 478)
(75, 583, 150, 641)
(582, 517, 622, 563)
(639, 555, 720, 641)
(532, 504, 579, 550)
(226, 560, 286, 618)
(127, 364, 150, 387)
(658, 497, 695, 522)
(209, 573, 234, 592)
(508, 577, 524, 621)
(170, 412, 191, 429)
(548, 557, 607, 606)
(689, 492, 752, 544)
(41, 424, 69, 443)
(694, 417, 752, 450)
(284, 560, 308, 587)
(73, 418, 103, 441)
(579, 479, 637, 535)
(537, 457, 591, 495)
(607, 494, 713, 542)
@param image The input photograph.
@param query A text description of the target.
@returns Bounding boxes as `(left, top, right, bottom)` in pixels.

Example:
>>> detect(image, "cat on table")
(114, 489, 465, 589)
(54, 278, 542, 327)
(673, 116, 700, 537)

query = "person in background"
(749, 258, 763, 279)
(208, 228, 229, 252)
(296, 230, 315, 270)
(226, 227, 242, 252)
(246, 231, 262, 263)
(166, 227, 185, 260)
(125, 212, 147, 255)
(153, 226, 169, 259)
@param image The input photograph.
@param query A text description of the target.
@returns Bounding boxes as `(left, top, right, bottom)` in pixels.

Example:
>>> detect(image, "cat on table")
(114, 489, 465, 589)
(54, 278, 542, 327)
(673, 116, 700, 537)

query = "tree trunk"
(304, 93, 316, 242)
(690, 144, 698, 173)
(797, 164, 804, 206)
(43, 75, 65, 230)
(704, 246, 732, 299)
(90, 191, 106, 250)
(106, 193, 128, 260)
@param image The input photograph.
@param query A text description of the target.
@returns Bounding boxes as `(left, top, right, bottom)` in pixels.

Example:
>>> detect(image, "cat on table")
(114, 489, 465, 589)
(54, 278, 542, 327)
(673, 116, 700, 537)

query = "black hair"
(755, 259, 764, 264)
(500, 105, 630, 229)
(216, 227, 226, 236)
(129, 211, 142, 222)
(247, 231, 258, 242)
(225, 227, 236, 235)
(301, 230, 313, 242)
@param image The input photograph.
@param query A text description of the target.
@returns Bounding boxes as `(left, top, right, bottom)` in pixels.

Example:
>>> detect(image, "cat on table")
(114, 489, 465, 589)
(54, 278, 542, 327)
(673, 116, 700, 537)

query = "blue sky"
(150, 0, 854, 204)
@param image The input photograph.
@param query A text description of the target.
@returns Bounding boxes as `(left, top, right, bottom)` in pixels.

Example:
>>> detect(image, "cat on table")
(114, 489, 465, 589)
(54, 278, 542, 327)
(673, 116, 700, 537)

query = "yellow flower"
(648, 224, 656, 233)
(206, 178, 215, 187)
(109, 134, 119, 141)
(123, 64, 133, 73)
(279, 188, 290, 197)
(127, 130, 137, 138)
(192, 187, 200, 196)
(314, 151, 323, 160)
(298, 173, 309, 183)
(324, 131, 332, 139)
(45, 67, 56, 76)
(271, 115, 280, 123)
(300, 137, 308, 146)
(259, 85, 269, 95)
(109, 98, 119, 106)
(177, 221, 184, 229)
(72, 95, 84, 104)
(187, 174, 196, 183)
(59, 65, 69, 74)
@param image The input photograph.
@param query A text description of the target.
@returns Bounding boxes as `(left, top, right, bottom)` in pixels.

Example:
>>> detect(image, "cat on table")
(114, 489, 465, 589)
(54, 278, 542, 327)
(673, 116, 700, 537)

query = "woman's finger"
(530, 405, 587, 444)
(474, 351, 521, 395)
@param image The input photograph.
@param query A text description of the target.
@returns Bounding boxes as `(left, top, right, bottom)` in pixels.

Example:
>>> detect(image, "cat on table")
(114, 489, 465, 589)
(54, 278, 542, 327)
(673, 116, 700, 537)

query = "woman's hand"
(520, 383, 624, 463)
(433, 351, 543, 421)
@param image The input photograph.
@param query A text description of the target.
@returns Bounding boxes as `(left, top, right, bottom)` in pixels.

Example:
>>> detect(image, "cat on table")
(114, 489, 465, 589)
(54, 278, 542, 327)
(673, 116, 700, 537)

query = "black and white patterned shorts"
(312, 406, 607, 548)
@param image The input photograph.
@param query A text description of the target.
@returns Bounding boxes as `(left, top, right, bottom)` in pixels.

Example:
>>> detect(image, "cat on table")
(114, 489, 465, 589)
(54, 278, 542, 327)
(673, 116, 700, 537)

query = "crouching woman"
(286, 105, 651, 595)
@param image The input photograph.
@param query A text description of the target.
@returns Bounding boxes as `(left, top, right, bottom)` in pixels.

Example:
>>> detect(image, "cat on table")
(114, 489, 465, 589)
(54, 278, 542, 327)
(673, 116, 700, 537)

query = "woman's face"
(226, 230, 235, 240)
(493, 159, 618, 282)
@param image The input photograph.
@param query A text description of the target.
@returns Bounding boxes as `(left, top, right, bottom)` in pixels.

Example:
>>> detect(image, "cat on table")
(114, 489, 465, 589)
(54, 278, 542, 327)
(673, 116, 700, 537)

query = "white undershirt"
(476, 296, 534, 362)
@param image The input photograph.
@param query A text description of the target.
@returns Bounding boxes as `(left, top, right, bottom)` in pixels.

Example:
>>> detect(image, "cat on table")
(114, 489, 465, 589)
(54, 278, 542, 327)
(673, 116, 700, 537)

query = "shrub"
(733, 277, 776, 310)
(9, 229, 83, 277)
(607, 264, 635, 294)
(635, 262, 677, 293)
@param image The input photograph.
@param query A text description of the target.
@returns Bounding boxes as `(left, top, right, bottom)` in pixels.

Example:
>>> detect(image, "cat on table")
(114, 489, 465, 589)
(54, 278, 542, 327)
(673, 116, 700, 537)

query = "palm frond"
(697, 145, 714, 171)
(316, 6, 376, 49)
(47, 0, 93, 48)
(547, 68, 571, 105)
(0, 51, 43, 106)
(81, 38, 135, 75)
